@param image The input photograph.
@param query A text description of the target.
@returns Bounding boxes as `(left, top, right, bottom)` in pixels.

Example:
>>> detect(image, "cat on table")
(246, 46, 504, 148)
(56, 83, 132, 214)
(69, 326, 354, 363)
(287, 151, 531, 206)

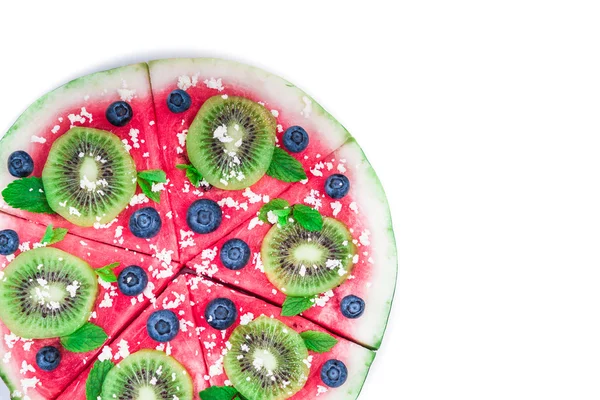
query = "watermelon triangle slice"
(0, 63, 179, 261)
(55, 276, 208, 399)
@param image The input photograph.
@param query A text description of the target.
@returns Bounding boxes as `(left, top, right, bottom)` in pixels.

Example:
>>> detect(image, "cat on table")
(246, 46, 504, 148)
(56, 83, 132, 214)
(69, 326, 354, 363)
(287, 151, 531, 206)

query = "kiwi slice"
(101, 350, 193, 400)
(224, 316, 309, 400)
(0, 247, 98, 339)
(186, 95, 276, 190)
(42, 127, 137, 227)
(261, 217, 356, 297)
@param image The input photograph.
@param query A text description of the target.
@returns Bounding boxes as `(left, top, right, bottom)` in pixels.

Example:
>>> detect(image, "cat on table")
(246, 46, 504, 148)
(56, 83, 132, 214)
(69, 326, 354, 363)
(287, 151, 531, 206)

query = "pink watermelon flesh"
(55, 277, 209, 400)
(186, 275, 375, 399)
(0, 212, 182, 399)
(148, 58, 351, 263)
(0, 63, 179, 261)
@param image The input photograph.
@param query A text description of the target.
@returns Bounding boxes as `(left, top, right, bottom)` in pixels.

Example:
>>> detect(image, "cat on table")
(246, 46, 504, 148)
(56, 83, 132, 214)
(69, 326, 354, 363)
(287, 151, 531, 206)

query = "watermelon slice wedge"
(0, 63, 179, 261)
(186, 275, 375, 399)
(55, 277, 209, 400)
(0, 212, 182, 399)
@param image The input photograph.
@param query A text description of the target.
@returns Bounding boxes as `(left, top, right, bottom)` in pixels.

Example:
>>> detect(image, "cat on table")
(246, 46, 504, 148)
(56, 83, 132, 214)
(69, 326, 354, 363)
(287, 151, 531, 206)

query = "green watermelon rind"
(0, 366, 18, 399)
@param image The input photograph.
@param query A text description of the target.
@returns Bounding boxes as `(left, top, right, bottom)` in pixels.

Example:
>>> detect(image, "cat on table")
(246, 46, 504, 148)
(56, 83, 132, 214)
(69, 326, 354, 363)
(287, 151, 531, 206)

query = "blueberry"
(283, 126, 309, 153)
(8, 151, 34, 177)
(220, 239, 250, 270)
(118, 265, 148, 296)
(320, 359, 348, 388)
(106, 101, 133, 127)
(324, 174, 350, 199)
(129, 207, 162, 239)
(36, 346, 61, 372)
(187, 199, 222, 234)
(147, 309, 180, 342)
(167, 89, 192, 113)
(0, 229, 19, 256)
(340, 295, 365, 319)
(205, 298, 237, 330)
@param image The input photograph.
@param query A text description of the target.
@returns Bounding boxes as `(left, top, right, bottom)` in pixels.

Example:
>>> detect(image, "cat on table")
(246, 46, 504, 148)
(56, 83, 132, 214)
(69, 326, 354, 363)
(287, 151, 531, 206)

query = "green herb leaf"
(281, 296, 313, 317)
(41, 224, 68, 245)
(176, 164, 203, 187)
(266, 148, 307, 183)
(199, 385, 241, 400)
(60, 322, 108, 353)
(85, 359, 114, 400)
(258, 198, 291, 223)
(1, 177, 55, 214)
(95, 262, 120, 283)
(137, 177, 161, 203)
(272, 208, 291, 226)
(137, 169, 167, 204)
(292, 204, 323, 232)
(300, 330, 339, 353)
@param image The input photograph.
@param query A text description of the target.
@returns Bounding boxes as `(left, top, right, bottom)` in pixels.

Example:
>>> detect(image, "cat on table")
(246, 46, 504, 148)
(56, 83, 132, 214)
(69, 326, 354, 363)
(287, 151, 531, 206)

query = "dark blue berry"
(0, 229, 19, 256)
(8, 151, 34, 177)
(340, 295, 365, 319)
(118, 265, 148, 296)
(106, 101, 133, 127)
(167, 89, 192, 113)
(282, 126, 309, 153)
(187, 199, 222, 234)
(220, 239, 250, 270)
(205, 298, 237, 330)
(147, 309, 180, 342)
(129, 207, 162, 239)
(36, 346, 61, 371)
(324, 174, 350, 199)
(321, 359, 348, 388)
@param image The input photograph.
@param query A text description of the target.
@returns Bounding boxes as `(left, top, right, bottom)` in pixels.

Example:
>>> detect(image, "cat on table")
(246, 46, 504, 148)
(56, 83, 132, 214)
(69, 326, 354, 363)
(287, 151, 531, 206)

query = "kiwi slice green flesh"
(42, 127, 137, 227)
(101, 349, 193, 400)
(186, 95, 276, 190)
(224, 316, 309, 400)
(262, 217, 356, 297)
(0, 247, 98, 339)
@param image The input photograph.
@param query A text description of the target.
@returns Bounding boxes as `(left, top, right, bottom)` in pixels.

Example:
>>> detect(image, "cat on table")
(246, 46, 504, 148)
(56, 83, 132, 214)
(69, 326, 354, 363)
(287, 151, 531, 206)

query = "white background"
(0, 1, 599, 399)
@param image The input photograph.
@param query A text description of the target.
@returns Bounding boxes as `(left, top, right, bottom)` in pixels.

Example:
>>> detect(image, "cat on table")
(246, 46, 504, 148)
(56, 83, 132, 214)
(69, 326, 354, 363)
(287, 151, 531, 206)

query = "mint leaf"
(41, 224, 68, 245)
(292, 204, 323, 232)
(1, 177, 55, 214)
(137, 169, 167, 204)
(85, 359, 114, 400)
(200, 386, 241, 400)
(266, 148, 307, 183)
(259, 198, 290, 223)
(95, 262, 120, 283)
(60, 323, 108, 353)
(137, 178, 160, 203)
(281, 296, 313, 317)
(176, 164, 203, 187)
(272, 208, 291, 226)
(300, 330, 339, 353)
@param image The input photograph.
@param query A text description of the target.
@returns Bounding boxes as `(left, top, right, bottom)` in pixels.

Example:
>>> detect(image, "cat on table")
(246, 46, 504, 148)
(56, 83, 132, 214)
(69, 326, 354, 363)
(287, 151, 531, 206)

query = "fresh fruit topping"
(340, 295, 365, 319)
(41, 127, 137, 227)
(36, 346, 61, 371)
(0, 247, 98, 338)
(2, 176, 56, 214)
(320, 359, 348, 388)
(282, 126, 309, 153)
(167, 89, 192, 113)
(220, 238, 250, 270)
(262, 217, 356, 297)
(117, 265, 148, 296)
(324, 173, 350, 199)
(204, 298, 237, 330)
(105, 101, 133, 127)
(187, 199, 222, 234)
(266, 147, 307, 183)
(100, 350, 193, 400)
(60, 322, 108, 353)
(223, 316, 309, 400)
(129, 207, 162, 238)
(186, 95, 276, 190)
(0, 229, 19, 255)
(147, 309, 180, 342)
(8, 150, 34, 177)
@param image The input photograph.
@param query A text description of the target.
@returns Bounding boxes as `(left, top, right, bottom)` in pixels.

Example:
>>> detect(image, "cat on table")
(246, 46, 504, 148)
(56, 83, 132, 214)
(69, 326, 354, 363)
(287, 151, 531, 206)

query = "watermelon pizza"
(0, 58, 396, 400)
